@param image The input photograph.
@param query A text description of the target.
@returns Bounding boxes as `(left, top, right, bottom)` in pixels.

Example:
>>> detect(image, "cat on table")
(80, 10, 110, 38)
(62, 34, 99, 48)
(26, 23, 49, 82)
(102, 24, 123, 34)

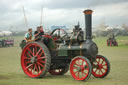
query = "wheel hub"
(98, 64, 103, 69)
(31, 56, 37, 64)
(77, 65, 87, 72)
(77, 67, 81, 72)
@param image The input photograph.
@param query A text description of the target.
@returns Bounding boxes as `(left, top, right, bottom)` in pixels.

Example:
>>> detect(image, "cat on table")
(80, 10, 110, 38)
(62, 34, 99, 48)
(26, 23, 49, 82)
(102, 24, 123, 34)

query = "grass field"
(0, 36, 128, 85)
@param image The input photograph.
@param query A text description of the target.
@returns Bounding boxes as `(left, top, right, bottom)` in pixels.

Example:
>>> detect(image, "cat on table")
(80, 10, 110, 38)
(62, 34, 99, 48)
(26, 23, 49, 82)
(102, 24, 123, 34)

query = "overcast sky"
(0, 0, 128, 31)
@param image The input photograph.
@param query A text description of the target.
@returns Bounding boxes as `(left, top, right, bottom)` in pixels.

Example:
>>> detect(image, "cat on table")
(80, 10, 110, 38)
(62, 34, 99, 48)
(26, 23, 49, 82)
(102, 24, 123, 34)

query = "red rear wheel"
(92, 55, 110, 78)
(70, 56, 92, 81)
(21, 42, 51, 78)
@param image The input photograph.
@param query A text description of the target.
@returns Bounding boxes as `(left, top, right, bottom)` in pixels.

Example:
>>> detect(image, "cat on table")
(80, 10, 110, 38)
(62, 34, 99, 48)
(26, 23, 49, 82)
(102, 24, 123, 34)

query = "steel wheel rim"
(70, 57, 89, 80)
(92, 56, 108, 77)
(21, 43, 46, 77)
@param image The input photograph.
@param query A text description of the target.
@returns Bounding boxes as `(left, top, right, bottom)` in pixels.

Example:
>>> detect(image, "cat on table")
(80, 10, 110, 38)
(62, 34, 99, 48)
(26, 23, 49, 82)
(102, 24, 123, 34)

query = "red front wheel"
(92, 55, 110, 78)
(70, 56, 92, 81)
(21, 42, 51, 78)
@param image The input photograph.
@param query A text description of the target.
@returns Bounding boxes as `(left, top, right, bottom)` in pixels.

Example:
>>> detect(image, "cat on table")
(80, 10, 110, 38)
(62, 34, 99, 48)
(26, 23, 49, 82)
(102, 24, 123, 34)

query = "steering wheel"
(50, 28, 68, 42)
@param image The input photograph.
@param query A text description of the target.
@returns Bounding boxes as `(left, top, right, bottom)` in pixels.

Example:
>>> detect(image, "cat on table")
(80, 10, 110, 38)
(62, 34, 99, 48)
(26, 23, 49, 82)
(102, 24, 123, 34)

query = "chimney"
(83, 9, 93, 40)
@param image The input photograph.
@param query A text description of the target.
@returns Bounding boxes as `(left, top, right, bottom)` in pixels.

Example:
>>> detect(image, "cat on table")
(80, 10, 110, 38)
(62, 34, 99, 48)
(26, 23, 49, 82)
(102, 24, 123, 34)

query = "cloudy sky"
(0, 0, 128, 31)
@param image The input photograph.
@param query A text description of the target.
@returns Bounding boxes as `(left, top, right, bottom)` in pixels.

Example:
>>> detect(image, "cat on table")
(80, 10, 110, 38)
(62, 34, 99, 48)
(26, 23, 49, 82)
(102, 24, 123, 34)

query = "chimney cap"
(83, 9, 93, 15)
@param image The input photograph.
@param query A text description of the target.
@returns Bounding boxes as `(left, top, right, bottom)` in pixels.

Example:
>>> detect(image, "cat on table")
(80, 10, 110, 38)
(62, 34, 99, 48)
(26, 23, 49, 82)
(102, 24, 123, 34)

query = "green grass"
(0, 36, 128, 85)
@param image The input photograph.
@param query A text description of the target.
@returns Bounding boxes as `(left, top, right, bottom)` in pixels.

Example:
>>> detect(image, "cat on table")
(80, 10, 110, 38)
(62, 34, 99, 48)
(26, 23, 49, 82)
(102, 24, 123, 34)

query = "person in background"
(34, 26, 41, 41)
(40, 26, 44, 36)
(24, 28, 33, 42)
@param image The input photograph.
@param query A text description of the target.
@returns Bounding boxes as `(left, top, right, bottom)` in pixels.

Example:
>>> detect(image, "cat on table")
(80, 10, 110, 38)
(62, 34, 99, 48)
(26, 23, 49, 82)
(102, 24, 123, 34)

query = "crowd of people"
(24, 26, 44, 42)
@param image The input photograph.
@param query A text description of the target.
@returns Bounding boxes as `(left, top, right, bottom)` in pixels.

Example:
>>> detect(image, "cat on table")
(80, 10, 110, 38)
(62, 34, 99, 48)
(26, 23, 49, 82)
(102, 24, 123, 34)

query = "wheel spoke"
(102, 63, 107, 66)
(33, 47, 35, 56)
(82, 73, 85, 78)
(27, 48, 33, 56)
(101, 59, 104, 65)
(27, 52, 32, 58)
(37, 62, 44, 68)
(38, 64, 41, 73)
(82, 71, 87, 75)
(78, 60, 81, 65)
(37, 56, 45, 60)
(96, 58, 100, 64)
(98, 69, 100, 74)
(74, 71, 78, 74)
(35, 64, 39, 73)
(98, 58, 100, 64)
(34, 46, 37, 53)
(33, 65, 36, 74)
(102, 67, 107, 70)
(99, 69, 104, 74)
(94, 68, 98, 73)
(74, 62, 80, 66)
(26, 61, 31, 64)
(39, 60, 46, 64)
(96, 60, 99, 64)
(24, 56, 31, 60)
(78, 72, 80, 78)
(73, 65, 78, 69)
(82, 64, 88, 70)
(83, 68, 88, 71)
(35, 48, 42, 56)
(99, 58, 101, 64)
(30, 64, 34, 73)
(38, 52, 43, 57)
(26, 64, 32, 69)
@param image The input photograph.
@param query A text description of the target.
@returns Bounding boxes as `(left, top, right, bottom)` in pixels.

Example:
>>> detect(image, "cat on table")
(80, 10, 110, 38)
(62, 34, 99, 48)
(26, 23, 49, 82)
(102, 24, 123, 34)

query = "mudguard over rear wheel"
(92, 55, 110, 78)
(70, 56, 92, 81)
(21, 42, 51, 78)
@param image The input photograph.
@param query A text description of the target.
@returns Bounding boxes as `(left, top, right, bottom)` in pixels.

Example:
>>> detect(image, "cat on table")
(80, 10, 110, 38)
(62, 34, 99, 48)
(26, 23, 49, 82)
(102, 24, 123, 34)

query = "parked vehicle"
(0, 38, 14, 47)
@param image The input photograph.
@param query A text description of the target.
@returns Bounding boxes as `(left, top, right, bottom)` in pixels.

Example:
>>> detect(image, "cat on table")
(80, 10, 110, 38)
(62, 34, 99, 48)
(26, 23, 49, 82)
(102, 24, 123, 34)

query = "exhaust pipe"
(83, 9, 93, 40)
(82, 9, 98, 59)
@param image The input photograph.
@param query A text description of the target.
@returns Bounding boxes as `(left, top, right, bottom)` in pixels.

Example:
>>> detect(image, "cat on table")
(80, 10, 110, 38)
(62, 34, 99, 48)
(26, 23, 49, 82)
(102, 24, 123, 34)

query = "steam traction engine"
(20, 9, 110, 81)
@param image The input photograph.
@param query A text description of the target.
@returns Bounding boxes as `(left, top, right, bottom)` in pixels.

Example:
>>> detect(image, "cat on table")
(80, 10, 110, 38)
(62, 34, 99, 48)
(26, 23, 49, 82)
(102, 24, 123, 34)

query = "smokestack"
(83, 9, 93, 40)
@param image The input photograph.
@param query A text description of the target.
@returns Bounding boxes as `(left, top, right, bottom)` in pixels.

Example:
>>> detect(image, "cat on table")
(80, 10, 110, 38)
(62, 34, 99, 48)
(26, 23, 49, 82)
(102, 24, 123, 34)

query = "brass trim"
(80, 43, 83, 56)
(58, 44, 62, 49)
(80, 43, 83, 49)
(68, 44, 71, 49)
